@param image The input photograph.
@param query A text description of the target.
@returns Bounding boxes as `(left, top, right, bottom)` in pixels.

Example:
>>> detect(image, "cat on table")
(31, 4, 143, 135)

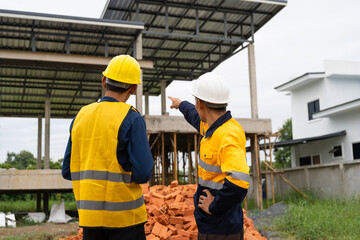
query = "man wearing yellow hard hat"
(169, 72, 250, 240)
(62, 55, 153, 240)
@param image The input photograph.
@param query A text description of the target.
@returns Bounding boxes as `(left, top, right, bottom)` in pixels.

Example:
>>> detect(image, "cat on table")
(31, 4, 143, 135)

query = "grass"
(1, 233, 54, 240)
(0, 199, 77, 213)
(269, 192, 360, 240)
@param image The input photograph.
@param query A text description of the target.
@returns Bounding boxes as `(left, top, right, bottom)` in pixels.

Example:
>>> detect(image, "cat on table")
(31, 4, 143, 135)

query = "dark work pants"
(198, 230, 244, 240)
(82, 224, 146, 240)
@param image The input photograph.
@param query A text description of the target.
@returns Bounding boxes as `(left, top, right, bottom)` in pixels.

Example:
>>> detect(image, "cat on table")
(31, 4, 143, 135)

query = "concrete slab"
(144, 115, 272, 134)
(0, 169, 72, 193)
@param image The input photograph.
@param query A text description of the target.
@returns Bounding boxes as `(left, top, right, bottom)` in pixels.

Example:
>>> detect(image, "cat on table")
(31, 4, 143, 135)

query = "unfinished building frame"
(0, 0, 287, 211)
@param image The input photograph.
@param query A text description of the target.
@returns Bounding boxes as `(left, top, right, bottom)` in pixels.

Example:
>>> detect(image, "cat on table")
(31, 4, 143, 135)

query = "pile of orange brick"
(61, 181, 266, 240)
(59, 227, 83, 240)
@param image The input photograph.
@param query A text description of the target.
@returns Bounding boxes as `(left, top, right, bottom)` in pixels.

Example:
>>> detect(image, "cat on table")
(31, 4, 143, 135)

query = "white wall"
(290, 78, 329, 139)
(324, 76, 360, 108)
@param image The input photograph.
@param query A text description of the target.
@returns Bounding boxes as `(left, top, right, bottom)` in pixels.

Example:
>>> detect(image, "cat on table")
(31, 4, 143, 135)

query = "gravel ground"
(247, 202, 289, 240)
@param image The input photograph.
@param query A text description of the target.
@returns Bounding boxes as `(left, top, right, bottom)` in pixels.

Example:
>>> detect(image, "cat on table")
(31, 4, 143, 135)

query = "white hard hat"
(190, 72, 231, 104)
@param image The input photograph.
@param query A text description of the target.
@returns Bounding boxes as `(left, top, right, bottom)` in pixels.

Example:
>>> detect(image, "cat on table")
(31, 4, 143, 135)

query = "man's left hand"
(198, 189, 214, 215)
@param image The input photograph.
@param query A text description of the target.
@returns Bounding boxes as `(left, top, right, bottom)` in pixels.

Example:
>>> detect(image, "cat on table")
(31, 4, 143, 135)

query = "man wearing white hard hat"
(169, 72, 250, 240)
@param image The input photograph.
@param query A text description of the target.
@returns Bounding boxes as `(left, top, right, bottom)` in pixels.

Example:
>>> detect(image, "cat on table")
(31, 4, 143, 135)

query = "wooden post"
(187, 135, 192, 184)
(161, 132, 165, 185)
(173, 133, 178, 181)
(43, 193, 49, 213)
(252, 134, 263, 210)
(194, 134, 198, 185)
(269, 135, 275, 204)
(157, 139, 160, 185)
(263, 160, 312, 202)
(264, 136, 270, 208)
(36, 193, 41, 212)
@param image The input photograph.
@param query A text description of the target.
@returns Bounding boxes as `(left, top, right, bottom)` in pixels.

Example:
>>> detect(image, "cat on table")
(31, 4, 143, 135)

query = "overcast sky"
(0, 0, 360, 163)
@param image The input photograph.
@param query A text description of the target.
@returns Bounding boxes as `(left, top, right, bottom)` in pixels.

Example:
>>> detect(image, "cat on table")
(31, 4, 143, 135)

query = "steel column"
(44, 97, 50, 169)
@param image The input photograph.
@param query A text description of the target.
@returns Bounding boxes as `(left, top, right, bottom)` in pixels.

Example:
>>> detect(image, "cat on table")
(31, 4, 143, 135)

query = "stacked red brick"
(61, 181, 266, 240)
(143, 180, 198, 240)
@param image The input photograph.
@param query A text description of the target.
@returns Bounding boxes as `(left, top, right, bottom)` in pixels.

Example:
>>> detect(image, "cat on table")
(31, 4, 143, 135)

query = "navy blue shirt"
(62, 96, 153, 184)
(179, 101, 248, 235)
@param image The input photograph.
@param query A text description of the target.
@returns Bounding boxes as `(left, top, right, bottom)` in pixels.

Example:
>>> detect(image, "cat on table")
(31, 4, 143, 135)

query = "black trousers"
(198, 230, 244, 240)
(82, 224, 146, 240)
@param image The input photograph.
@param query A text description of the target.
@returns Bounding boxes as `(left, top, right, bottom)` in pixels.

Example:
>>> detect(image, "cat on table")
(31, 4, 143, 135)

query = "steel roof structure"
(0, 0, 286, 118)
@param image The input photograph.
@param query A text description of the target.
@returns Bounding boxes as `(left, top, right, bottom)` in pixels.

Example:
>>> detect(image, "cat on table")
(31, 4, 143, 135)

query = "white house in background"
(275, 60, 360, 167)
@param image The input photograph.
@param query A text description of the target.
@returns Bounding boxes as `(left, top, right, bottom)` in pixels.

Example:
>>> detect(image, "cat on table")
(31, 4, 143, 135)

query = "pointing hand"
(168, 96, 182, 109)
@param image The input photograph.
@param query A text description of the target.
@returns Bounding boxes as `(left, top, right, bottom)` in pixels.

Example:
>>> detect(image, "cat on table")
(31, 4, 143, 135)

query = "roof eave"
(313, 98, 360, 118)
(275, 72, 325, 92)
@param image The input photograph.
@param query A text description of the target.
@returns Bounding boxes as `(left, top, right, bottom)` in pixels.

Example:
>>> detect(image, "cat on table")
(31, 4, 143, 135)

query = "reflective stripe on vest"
(199, 158, 250, 190)
(199, 176, 223, 190)
(77, 195, 144, 212)
(71, 170, 132, 183)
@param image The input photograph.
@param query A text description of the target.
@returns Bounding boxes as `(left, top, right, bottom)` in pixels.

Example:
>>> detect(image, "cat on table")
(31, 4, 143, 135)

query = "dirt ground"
(0, 222, 79, 240)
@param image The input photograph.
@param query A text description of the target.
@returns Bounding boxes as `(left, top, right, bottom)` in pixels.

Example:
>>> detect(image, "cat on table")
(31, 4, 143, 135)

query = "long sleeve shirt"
(179, 100, 249, 235)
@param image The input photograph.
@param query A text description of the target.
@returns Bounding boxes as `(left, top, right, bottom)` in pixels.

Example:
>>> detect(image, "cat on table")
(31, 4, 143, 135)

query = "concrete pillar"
(37, 114, 42, 169)
(161, 80, 167, 115)
(248, 43, 258, 119)
(44, 97, 50, 169)
(145, 92, 150, 115)
(135, 33, 143, 115)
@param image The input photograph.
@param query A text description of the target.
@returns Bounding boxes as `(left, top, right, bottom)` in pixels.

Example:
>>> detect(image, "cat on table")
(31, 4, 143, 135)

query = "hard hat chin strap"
(105, 78, 133, 89)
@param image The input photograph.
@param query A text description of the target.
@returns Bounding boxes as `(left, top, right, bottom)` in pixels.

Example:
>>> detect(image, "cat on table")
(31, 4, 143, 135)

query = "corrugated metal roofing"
(0, 0, 286, 118)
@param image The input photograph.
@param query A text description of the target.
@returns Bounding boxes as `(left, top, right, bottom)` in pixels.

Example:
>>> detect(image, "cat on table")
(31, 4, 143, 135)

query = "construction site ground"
(0, 204, 287, 240)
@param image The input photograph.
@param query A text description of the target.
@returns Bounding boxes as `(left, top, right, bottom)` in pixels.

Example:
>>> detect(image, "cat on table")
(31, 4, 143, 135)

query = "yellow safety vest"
(70, 101, 147, 228)
(199, 118, 250, 190)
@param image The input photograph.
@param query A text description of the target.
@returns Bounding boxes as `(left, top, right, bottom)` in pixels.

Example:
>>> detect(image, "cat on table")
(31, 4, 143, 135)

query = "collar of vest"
(205, 111, 232, 138)
(98, 96, 119, 103)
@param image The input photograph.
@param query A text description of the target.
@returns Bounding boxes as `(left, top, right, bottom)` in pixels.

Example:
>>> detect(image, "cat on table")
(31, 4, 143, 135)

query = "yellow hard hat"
(103, 55, 141, 84)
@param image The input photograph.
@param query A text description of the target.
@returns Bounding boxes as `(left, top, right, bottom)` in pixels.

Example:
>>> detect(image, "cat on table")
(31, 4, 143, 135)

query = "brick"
(167, 224, 177, 233)
(175, 223, 183, 229)
(174, 194, 183, 203)
(141, 183, 150, 194)
(152, 192, 165, 199)
(160, 230, 173, 240)
(168, 236, 189, 240)
(177, 229, 191, 238)
(183, 216, 193, 223)
(151, 222, 162, 236)
(156, 215, 170, 225)
(169, 217, 183, 225)
(150, 207, 162, 217)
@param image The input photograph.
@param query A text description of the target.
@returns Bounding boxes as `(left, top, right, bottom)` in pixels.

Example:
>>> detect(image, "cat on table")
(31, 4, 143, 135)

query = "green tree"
(0, 151, 63, 169)
(1, 150, 36, 169)
(274, 118, 292, 169)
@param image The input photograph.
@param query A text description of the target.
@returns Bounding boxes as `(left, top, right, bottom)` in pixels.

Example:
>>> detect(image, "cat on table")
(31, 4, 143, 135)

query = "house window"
(312, 155, 320, 164)
(331, 145, 342, 158)
(353, 142, 360, 160)
(299, 156, 311, 166)
(308, 99, 320, 120)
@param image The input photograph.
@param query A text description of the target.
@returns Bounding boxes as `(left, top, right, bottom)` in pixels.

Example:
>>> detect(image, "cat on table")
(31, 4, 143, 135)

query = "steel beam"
(0, 50, 153, 69)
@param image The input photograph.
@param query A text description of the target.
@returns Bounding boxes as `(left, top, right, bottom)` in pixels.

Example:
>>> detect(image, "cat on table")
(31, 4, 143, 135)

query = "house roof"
(246, 130, 347, 152)
(275, 72, 324, 92)
(0, 1, 287, 119)
(313, 98, 360, 118)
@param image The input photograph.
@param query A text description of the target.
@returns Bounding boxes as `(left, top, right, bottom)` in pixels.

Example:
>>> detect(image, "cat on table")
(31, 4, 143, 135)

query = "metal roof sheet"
(0, 0, 286, 118)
